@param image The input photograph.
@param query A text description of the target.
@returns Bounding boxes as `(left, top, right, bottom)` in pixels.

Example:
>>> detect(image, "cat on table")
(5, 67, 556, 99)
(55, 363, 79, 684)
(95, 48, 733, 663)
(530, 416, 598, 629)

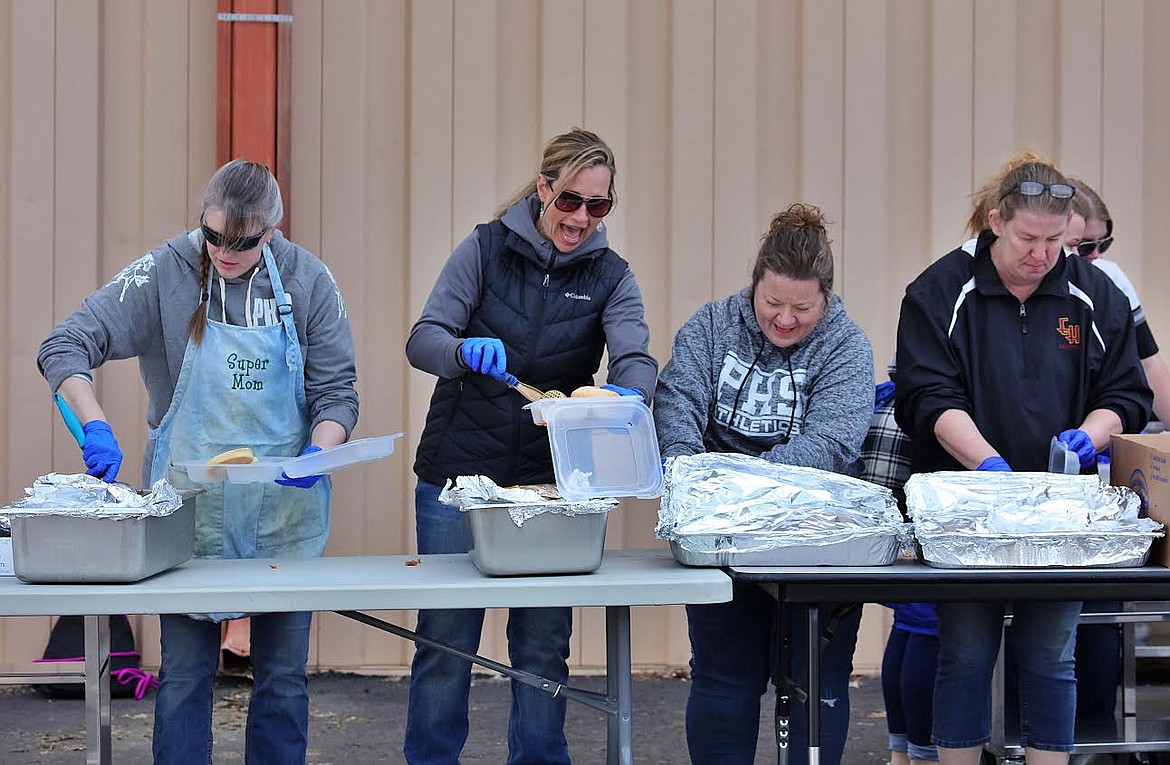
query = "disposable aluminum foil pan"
(917, 530, 1157, 569)
(669, 528, 901, 567)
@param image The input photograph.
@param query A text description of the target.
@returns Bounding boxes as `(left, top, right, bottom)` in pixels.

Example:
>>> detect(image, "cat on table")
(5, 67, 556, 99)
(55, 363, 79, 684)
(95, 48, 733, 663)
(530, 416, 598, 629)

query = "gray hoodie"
(654, 289, 873, 475)
(38, 229, 359, 442)
(406, 195, 658, 398)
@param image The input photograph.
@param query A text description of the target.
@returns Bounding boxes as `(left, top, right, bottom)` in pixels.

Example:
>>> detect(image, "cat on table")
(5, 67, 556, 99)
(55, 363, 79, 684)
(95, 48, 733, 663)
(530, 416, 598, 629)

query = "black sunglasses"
(1075, 219, 1114, 258)
(999, 180, 1076, 202)
(550, 189, 614, 218)
(200, 218, 267, 252)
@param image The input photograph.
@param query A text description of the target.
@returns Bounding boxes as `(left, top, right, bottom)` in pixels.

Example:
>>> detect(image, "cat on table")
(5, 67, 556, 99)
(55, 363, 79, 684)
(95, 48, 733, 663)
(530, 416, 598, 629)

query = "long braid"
(186, 242, 212, 345)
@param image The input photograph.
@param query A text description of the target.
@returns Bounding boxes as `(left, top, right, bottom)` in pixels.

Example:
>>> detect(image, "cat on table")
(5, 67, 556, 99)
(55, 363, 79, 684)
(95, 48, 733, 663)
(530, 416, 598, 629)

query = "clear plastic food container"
(524, 398, 662, 501)
(176, 433, 403, 484)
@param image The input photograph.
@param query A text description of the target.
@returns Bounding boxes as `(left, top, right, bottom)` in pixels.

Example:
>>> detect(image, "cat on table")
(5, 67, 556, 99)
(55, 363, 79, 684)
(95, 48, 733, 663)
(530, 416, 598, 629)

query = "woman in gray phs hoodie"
(654, 204, 873, 765)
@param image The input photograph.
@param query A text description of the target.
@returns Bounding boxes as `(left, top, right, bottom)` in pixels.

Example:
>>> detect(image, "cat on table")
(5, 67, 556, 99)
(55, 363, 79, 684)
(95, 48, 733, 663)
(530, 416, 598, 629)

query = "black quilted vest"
(413, 219, 629, 486)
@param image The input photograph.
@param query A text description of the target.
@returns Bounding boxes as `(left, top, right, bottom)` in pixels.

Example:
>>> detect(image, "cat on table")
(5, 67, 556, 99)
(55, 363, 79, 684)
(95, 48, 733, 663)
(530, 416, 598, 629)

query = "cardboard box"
(1110, 433, 1170, 566)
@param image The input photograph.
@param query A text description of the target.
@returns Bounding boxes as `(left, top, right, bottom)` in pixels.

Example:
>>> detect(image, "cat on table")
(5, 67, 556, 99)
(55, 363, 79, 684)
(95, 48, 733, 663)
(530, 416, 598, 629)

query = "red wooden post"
(215, 0, 293, 236)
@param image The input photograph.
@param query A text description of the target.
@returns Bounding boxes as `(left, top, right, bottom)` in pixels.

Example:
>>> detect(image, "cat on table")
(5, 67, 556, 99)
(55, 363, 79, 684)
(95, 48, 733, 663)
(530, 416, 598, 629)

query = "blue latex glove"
(977, 456, 1012, 472)
(874, 381, 895, 412)
(601, 384, 642, 399)
(459, 338, 511, 382)
(276, 445, 325, 489)
(81, 420, 123, 483)
(1058, 429, 1097, 469)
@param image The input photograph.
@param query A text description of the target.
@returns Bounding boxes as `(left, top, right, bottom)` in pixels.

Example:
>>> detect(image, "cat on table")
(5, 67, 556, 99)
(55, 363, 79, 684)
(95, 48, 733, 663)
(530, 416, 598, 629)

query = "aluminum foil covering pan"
(905, 471, 1162, 568)
(2, 474, 199, 583)
(658, 453, 911, 567)
(3, 473, 184, 518)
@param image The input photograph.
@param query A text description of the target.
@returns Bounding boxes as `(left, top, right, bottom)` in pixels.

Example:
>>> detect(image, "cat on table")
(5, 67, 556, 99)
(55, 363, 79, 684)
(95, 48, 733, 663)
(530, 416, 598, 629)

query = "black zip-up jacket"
(412, 217, 635, 486)
(895, 231, 1151, 474)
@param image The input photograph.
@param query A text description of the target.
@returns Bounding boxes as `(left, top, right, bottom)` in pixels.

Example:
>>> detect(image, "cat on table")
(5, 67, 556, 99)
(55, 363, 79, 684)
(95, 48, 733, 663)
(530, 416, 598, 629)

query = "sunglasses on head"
(200, 218, 266, 252)
(549, 188, 614, 218)
(999, 180, 1076, 203)
(1075, 219, 1114, 258)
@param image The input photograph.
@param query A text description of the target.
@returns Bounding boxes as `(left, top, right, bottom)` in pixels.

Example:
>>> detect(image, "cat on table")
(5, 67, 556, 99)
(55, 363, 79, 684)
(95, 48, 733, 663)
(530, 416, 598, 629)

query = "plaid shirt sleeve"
(859, 400, 912, 492)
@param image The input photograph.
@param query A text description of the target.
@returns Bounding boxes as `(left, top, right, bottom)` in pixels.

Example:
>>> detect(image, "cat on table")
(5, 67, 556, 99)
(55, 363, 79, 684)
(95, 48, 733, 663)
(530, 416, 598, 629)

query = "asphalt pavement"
(0, 670, 890, 764)
(6, 669, 1170, 764)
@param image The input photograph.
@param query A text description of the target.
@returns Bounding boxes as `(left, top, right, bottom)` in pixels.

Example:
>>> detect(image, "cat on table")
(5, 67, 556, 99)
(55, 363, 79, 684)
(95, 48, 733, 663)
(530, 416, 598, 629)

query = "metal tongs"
(510, 379, 566, 403)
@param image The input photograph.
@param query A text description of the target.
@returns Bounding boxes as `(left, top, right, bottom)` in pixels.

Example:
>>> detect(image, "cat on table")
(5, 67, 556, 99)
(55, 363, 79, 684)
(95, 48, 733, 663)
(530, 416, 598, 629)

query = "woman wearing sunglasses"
(897, 152, 1151, 765)
(37, 159, 359, 764)
(405, 127, 656, 764)
(1066, 178, 1170, 427)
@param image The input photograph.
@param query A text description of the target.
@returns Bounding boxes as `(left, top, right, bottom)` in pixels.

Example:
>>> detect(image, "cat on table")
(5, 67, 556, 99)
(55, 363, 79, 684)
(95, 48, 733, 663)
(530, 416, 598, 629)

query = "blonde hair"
(494, 128, 617, 219)
(187, 160, 284, 344)
(752, 203, 835, 296)
(964, 149, 1073, 237)
(1067, 177, 1111, 226)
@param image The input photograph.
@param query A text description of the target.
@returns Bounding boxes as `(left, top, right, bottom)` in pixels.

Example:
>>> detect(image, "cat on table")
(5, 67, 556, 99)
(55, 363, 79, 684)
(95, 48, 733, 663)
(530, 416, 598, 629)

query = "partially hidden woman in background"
(862, 361, 939, 765)
(1066, 178, 1170, 425)
(654, 203, 875, 765)
(895, 153, 1150, 765)
(38, 159, 359, 765)
(404, 127, 657, 765)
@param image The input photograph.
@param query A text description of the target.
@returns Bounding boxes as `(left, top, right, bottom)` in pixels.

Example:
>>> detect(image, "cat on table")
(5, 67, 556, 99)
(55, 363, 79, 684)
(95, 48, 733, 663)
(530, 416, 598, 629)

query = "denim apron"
(149, 245, 330, 621)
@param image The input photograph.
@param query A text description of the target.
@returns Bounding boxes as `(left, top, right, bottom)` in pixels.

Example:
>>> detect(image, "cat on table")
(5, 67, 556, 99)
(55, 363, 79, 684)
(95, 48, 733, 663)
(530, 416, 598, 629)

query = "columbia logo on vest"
(564, 292, 592, 301)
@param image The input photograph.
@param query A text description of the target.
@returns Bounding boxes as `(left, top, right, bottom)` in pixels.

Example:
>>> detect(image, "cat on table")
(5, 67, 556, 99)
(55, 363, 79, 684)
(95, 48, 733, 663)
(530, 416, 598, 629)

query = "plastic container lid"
(283, 434, 404, 477)
(177, 433, 404, 484)
(1048, 436, 1081, 475)
(524, 398, 662, 500)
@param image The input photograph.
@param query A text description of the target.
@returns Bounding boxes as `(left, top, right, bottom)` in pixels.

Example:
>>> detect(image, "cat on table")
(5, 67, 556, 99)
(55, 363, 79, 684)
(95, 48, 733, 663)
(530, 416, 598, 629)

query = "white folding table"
(0, 548, 731, 765)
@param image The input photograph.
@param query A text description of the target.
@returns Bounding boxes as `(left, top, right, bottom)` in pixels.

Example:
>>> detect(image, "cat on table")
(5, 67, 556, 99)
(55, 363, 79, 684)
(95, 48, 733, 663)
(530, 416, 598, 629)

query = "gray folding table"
(0, 548, 732, 765)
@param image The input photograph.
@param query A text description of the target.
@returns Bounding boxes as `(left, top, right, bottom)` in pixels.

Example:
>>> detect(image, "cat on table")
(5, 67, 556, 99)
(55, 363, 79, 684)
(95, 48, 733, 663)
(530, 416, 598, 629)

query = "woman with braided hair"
(38, 158, 359, 764)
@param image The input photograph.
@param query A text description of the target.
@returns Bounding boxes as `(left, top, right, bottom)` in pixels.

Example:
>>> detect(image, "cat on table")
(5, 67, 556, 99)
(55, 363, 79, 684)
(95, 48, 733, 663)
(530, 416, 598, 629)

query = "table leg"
(606, 606, 633, 765)
(84, 615, 111, 765)
(807, 605, 820, 765)
(777, 599, 792, 765)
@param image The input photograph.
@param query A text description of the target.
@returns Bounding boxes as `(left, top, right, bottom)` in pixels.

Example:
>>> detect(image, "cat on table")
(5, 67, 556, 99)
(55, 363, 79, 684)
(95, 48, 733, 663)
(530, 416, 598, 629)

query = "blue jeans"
(152, 611, 312, 764)
(882, 627, 939, 761)
(685, 581, 861, 765)
(1005, 600, 1121, 732)
(405, 479, 572, 765)
(1075, 600, 1121, 722)
(933, 601, 1080, 752)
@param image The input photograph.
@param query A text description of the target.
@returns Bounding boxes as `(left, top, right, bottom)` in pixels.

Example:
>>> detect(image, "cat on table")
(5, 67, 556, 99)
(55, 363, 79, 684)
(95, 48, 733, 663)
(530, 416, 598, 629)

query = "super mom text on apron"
(226, 353, 272, 390)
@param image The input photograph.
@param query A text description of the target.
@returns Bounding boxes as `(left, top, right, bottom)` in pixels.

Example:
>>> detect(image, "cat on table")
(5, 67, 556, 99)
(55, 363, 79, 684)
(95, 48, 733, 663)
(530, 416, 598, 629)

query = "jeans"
(152, 611, 312, 764)
(1075, 600, 1121, 722)
(405, 479, 572, 765)
(1005, 600, 1121, 732)
(685, 581, 861, 765)
(882, 627, 939, 761)
(933, 601, 1080, 752)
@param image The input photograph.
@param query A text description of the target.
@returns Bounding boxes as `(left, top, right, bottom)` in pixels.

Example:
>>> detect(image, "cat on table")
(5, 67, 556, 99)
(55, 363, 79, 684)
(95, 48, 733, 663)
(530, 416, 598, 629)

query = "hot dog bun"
(570, 385, 620, 398)
(208, 447, 256, 465)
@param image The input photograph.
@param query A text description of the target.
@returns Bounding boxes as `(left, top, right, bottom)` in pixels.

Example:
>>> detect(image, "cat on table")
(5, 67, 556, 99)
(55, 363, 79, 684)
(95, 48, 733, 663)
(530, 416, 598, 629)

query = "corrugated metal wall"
(2, 0, 1169, 677)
